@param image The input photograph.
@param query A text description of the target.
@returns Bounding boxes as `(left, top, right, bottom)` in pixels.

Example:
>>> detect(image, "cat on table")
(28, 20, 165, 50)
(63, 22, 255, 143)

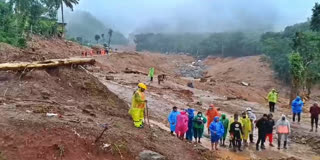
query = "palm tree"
(108, 29, 113, 47)
(54, 0, 79, 35)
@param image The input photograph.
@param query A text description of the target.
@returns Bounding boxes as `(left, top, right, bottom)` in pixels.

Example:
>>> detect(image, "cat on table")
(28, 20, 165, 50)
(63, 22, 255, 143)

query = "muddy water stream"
(94, 72, 320, 160)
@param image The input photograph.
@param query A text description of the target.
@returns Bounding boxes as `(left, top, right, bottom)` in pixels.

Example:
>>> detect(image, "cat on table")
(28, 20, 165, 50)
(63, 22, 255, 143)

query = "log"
(0, 58, 95, 71)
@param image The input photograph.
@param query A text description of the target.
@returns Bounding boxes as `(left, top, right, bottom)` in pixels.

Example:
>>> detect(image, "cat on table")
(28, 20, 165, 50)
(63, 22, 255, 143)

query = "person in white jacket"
(246, 108, 256, 143)
(275, 114, 291, 150)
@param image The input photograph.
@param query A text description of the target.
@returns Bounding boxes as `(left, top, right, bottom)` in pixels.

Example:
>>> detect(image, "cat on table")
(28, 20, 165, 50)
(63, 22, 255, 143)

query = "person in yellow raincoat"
(240, 112, 252, 146)
(129, 83, 147, 128)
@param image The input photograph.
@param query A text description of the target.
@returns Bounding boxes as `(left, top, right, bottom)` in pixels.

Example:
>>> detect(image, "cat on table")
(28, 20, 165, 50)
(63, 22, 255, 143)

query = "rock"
(227, 96, 237, 100)
(200, 78, 207, 83)
(139, 150, 165, 160)
(105, 75, 114, 80)
(241, 81, 250, 86)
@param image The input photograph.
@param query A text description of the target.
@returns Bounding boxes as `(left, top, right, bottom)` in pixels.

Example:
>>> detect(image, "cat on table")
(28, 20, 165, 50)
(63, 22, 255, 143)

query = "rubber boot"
(250, 134, 254, 143)
(261, 143, 266, 150)
(238, 140, 243, 151)
(284, 141, 287, 149)
(277, 140, 281, 150)
(256, 144, 259, 151)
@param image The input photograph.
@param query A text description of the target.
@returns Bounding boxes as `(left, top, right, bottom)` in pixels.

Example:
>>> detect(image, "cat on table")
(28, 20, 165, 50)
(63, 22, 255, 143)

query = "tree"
(54, 0, 79, 36)
(101, 33, 105, 42)
(289, 52, 304, 104)
(108, 29, 113, 47)
(94, 34, 100, 44)
(311, 3, 320, 31)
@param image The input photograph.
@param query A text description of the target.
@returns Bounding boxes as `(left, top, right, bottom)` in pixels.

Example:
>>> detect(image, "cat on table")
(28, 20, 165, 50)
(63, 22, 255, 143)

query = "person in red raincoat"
(206, 104, 220, 134)
(175, 109, 189, 140)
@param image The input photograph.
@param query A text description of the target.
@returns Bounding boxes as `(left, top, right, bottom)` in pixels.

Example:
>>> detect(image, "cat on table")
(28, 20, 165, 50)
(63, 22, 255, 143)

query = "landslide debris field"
(0, 38, 319, 160)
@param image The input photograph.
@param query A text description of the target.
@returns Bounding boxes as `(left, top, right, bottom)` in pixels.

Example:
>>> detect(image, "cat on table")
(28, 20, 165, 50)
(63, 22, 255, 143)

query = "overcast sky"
(68, 0, 319, 35)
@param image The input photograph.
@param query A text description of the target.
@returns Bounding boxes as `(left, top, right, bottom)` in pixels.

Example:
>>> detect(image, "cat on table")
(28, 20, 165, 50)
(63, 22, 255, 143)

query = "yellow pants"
(129, 108, 144, 127)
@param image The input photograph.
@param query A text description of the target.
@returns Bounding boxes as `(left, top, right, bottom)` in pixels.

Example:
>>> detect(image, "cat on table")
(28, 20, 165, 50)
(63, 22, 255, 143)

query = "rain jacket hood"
(209, 118, 225, 140)
(206, 105, 220, 128)
(175, 111, 189, 135)
(291, 96, 304, 114)
(275, 114, 290, 134)
(168, 110, 180, 132)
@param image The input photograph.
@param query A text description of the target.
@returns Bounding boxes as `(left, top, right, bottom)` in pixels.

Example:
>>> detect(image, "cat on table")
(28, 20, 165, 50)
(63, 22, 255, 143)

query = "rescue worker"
(209, 116, 224, 151)
(168, 106, 180, 135)
(206, 104, 220, 134)
(246, 107, 256, 143)
(148, 67, 155, 82)
(267, 89, 278, 113)
(193, 111, 207, 143)
(220, 114, 229, 147)
(310, 103, 320, 132)
(186, 108, 195, 142)
(240, 112, 251, 147)
(175, 109, 189, 140)
(129, 83, 147, 128)
(265, 113, 275, 147)
(229, 114, 244, 152)
(256, 114, 268, 151)
(275, 114, 290, 150)
(291, 96, 304, 123)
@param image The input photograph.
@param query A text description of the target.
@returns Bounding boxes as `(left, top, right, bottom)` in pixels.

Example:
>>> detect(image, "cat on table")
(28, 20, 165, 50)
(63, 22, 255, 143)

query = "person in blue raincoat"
(291, 96, 304, 123)
(209, 116, 225, 151)
(168, 106, 180, 135)
(186, 108, 195, 142)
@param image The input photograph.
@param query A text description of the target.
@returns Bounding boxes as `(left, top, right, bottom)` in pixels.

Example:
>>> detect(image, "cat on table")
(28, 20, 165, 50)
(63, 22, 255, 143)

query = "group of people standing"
(267, 89, 320, 132)
(167, 104, 292, 152)
(129, 83, 319, 153)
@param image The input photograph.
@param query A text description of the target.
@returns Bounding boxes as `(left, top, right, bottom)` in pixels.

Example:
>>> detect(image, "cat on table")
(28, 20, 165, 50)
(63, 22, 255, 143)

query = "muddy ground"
(93, 52, 320, 160)
(0, 39, 320, 160)
(0, 39, 217, 160)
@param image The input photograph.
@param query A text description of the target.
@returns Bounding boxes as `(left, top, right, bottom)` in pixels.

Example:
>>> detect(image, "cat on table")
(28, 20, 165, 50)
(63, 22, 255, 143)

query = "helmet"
(138, 83, 147, 90)
(246, 107, 252, 111)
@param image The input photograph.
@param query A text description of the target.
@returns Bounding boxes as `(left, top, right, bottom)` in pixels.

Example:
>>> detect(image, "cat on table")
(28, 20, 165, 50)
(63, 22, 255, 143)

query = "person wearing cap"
(291, 96, 304, 123)
(206, 104, 220, 134)
(246, 107, 256, 143)
(275, 114, 290, 150)
(267, 89, 278, 113)
(129, 83, 148, 128)
(309, 103, 320, 132)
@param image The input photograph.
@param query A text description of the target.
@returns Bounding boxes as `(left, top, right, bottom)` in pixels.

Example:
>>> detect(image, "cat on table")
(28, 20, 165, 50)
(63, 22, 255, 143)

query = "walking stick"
(95, 123, 108, 143)
(145, 102, 150, 127)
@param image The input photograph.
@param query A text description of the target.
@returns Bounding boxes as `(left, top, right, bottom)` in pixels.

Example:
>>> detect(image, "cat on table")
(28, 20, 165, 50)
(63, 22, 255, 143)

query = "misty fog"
(63, 0, 318, 35)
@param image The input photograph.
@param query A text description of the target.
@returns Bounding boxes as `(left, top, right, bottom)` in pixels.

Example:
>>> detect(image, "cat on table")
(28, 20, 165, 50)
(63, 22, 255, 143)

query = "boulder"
(105, 75, 115, 80)
(139, 150, 166, 160)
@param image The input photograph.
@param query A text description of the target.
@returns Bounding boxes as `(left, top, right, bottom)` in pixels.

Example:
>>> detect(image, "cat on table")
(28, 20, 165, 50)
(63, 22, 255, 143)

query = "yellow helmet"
(138, 83, 147, 90)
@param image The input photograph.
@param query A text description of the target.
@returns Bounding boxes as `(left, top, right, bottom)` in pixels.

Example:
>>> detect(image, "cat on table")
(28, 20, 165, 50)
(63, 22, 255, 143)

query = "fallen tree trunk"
(123, 68, 148, 75)
(0, 58, 95, 71)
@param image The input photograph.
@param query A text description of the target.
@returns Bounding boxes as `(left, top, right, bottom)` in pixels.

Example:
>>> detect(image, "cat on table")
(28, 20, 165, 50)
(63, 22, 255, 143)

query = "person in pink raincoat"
(175, 109, 189, 140)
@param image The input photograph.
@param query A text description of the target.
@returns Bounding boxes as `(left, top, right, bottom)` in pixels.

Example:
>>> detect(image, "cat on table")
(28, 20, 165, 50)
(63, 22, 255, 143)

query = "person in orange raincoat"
(206, 104, 220, 134)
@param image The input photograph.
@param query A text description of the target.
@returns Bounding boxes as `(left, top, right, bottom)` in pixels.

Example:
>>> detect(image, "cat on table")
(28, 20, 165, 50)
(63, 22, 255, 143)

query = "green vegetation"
(65, 11, 128, 46)
(262, 2, 320, 101)
(134, 32, 262, 57)
(0, 0, 79, 47)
